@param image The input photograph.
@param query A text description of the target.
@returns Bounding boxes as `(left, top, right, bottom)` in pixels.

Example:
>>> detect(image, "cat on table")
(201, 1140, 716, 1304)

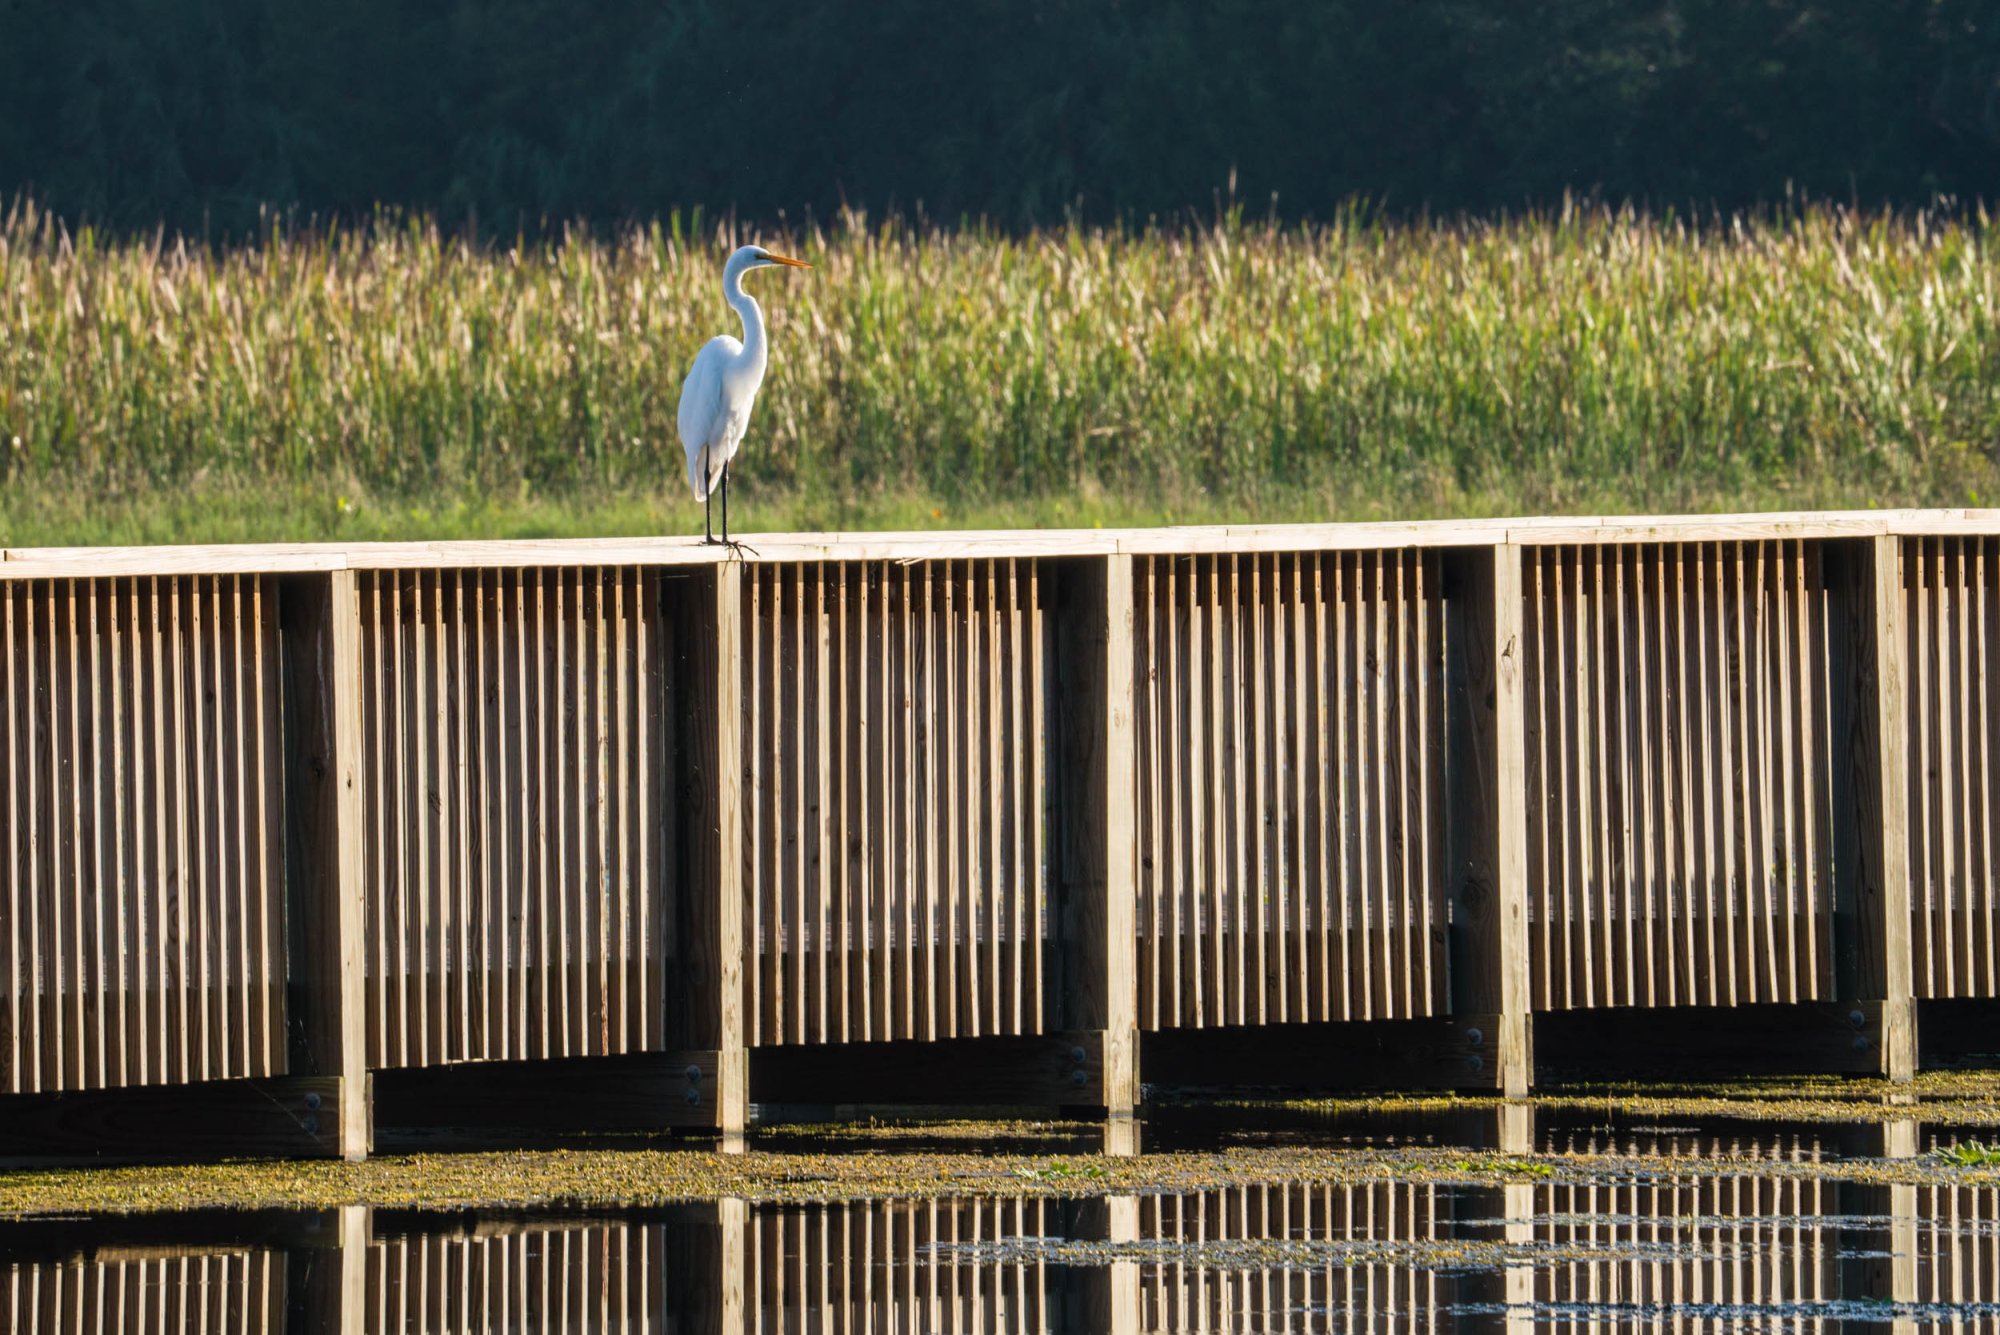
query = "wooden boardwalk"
(2, 511, 1998, 1158)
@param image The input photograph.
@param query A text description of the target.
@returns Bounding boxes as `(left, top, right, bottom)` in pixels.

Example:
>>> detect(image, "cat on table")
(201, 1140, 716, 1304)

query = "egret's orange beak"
(765, 251, 813, 268)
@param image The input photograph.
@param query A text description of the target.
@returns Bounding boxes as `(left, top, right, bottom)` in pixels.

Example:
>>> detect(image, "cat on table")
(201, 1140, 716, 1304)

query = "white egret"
(677, 243, 811, 544)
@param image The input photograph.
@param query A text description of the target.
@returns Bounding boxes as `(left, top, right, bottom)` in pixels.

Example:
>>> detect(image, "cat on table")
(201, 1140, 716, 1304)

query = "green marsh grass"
(2, 200, 1996, 545)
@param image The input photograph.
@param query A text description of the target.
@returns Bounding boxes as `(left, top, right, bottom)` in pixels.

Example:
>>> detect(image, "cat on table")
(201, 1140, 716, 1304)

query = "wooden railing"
(2, 511, 1997, 1157)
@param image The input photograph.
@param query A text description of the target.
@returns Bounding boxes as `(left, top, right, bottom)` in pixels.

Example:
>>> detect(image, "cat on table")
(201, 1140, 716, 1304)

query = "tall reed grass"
(1, 199, 1995, 543)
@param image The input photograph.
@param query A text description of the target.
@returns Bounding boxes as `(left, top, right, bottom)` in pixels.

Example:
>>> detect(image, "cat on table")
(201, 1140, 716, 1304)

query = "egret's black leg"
(703, 446, 715, 544)
(716, 462, 758, 558)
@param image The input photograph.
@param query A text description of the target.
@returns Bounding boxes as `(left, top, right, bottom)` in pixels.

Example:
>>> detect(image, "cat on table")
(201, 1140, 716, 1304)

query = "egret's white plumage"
(677, 244, 810, 541)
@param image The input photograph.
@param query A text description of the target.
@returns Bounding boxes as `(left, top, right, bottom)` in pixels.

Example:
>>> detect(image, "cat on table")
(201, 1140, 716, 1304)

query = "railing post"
(279, 570, 371, 1160)
(1444, 543, 1533, 1097)
(1831, 535, 1916, 1079)
(1054, 555, 1139, 1133)
(671, 561, 748, 1147)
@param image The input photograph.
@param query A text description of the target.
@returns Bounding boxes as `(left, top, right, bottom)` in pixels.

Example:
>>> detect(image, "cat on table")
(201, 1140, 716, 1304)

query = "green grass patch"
(1014, 1158, 1110, 1183)
(3, 200, 1997, 547)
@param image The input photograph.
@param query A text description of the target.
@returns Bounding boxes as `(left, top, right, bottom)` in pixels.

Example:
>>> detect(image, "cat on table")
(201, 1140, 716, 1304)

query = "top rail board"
(8, 510, 2000, 579)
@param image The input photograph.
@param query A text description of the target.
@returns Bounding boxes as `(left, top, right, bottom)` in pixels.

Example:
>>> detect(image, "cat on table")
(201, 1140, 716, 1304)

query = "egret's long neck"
(723, 264, 768, 375)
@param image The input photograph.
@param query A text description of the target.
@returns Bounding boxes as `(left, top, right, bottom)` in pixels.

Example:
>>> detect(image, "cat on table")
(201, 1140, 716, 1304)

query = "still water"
(5, 1112, 1999, 1332)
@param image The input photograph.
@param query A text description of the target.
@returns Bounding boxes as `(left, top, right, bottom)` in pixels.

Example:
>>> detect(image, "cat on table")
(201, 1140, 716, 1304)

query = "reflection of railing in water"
(9, 1140, 1999, 1334)
(4, 1247, 287, 1333)
(1135, 1183, 1450, 1335)
(6, 517, 2000, 1158)
(748, 1197, 1062, 1335)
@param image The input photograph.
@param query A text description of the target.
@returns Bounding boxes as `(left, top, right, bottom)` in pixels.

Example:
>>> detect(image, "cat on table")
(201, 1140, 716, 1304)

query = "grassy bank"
(2, 201, 1996, 546)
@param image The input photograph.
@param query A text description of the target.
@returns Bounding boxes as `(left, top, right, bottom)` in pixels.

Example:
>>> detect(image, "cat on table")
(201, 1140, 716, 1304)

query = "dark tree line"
(2, 0, 1995, 234)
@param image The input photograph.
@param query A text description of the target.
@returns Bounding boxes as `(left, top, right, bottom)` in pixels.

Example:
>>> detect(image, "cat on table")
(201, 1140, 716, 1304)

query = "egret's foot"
(720, 537, 760, 559)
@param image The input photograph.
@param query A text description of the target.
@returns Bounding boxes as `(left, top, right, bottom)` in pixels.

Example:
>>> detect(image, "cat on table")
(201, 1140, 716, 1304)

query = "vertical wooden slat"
(511, 572, 533, 1060)
(1980, 540, 1998, 995)
(1417, 550, 1440, 1015)
(1369, 552, 1392, 1022)
(986, 561, 1004, 1037)
(1308, 554, 1330, 1022)
(832, 564, 851, 1044)
(1289, 555, 1310, 1023)
(1008, 559, 1027, 1036)
(900, 565, 918, 1040)
(419, 570, 442, 1064)
(226, 576, 251, 1076)
(917, 565, 938, 1043)
(1587, 547, 1616, 1011)
(877, 564, 895, 1043)
(145, 578, 169, 1088)
(1248, 554, 1269, 1024)
(944, 562, 966, 1039)
(1333, 553, 1355, 1019)
(1694, 544, 1721, 1007)
(1191, 557, 1212, 1027)
(564, 568, 584, 1057)
(1672, 546, 1699, 1006)
(492, 570, 515, 1059)
(1223, 554, 1243, 1024)
(1710, 544, 1738, 1006)
(183, 577, 215, 1084)
(455, 569, 476, 1060)
(741, 568, 759, 1046)
(1754, 542, 1781, 1001)
(856, 564, 875, 1042)
(163, 578, 190, 1085)
(3, 584, 21, 1092)
(1953, 540, 1978, 996)
(1631, 550, 1658, 1007)
(789, 566, 808, 1045)
(85, 579, 113, 1088)
(1797, 542, 1823, 997)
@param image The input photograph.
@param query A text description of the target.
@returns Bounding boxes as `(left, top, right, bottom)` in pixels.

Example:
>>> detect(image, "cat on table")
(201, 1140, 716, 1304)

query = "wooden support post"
(669, 564, 747, 1146)
(279, 571, 370, 1160)
(1442, 545, 1533, 1096)
(1829, 536, 1917, 1081)
(1053, 556, 1140, 1130)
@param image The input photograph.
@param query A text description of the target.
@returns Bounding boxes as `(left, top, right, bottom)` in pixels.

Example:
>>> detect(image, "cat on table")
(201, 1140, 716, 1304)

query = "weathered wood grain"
(11, 508, 2000, 582)
(1443, 546, 1533, 1097)
(1052, 556, 1139, 1119)
(1131, 551, 1452, 1031)
(8, 515, 2000, 1157)
(670, 563, 747, 1139)
(279, 571, 371, 1160)
(374, 1051, 728, 1136)
(750, 1031, 1119, 1108)
(0, 1074, 352, 1161)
